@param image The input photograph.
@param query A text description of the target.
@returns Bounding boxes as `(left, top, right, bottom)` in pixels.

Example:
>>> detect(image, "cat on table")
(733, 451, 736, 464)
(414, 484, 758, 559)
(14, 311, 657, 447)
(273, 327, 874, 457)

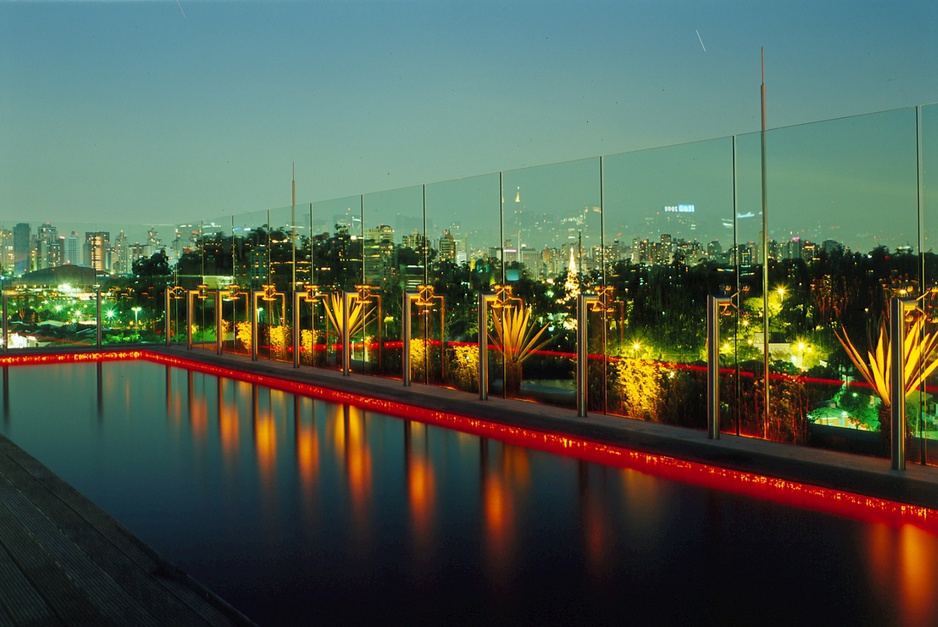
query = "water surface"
(2, 361, 936, 626)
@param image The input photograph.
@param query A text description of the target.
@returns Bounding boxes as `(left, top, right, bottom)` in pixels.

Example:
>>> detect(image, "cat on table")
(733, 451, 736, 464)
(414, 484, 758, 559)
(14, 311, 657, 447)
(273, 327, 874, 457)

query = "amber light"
(7, 350, 937, 533)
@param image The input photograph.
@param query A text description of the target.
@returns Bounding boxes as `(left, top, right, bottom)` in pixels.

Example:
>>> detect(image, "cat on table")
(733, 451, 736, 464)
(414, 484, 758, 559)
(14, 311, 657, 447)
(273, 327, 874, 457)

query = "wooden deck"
(0, 435, 254, 626)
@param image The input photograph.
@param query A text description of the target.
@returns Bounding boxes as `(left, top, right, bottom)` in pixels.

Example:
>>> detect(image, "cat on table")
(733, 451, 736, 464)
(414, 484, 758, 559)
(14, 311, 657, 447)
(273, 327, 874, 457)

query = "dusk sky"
(1, 0, 936, 244)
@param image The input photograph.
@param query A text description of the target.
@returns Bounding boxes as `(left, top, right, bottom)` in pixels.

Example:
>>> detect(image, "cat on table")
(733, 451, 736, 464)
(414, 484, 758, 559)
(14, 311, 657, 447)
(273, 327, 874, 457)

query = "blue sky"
(1, 0, 936, 230)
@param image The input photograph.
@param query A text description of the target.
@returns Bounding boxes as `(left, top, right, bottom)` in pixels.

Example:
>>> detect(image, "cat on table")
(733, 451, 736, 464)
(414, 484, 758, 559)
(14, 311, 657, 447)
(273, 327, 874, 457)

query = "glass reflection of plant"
(835, 311, 938, 445)
(489, 302, 551, 396)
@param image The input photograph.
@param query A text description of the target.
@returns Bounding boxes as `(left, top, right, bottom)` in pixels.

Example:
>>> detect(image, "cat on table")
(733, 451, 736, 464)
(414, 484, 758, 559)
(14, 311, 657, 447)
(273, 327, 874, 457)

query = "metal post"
(576, 294, 596, 417)
(215, 289, 223, 355)
(403, 291, 413, 386)
(164, 288, 171, 347)
(479, 293, 490, 400)
(890, 297, 912, 470)
(96, 289, 102, 348)
(708, 296, 731, 439)
(186, 291, 195, 351)
(251, 292, 259, 362)
(342, 291, 353, 376)
(1, 293, 7, 351)
(292, 290, 301, 368)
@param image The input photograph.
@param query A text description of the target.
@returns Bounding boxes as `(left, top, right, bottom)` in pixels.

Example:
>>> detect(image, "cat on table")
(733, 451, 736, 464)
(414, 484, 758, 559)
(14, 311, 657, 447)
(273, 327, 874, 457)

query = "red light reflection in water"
(12, 351, 935, 535)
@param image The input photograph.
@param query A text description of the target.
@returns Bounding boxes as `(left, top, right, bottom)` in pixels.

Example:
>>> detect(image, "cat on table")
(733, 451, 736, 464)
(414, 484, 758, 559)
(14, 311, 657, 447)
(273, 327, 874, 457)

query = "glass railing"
(3, 104, 936, 468)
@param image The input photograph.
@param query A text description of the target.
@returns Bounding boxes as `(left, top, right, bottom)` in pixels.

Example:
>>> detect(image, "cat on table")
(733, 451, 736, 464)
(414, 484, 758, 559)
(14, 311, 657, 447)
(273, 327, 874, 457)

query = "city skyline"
(1, 1, 936, 229)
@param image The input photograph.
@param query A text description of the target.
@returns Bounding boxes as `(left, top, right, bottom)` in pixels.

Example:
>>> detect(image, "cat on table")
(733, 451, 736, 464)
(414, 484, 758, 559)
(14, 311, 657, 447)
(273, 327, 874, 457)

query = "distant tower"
(560, 247, 580, 303)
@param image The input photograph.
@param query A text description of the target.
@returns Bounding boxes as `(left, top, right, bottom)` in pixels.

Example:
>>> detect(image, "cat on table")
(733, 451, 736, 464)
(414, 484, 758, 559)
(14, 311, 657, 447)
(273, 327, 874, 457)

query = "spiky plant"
(835, 316, 938, 406)
(322, 293, 370, 339)
(489, 305, 552, 367)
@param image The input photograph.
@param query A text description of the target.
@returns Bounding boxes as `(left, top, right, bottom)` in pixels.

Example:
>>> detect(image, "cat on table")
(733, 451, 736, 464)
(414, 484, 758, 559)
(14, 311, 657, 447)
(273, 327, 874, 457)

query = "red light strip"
(3, 350, 936, 532)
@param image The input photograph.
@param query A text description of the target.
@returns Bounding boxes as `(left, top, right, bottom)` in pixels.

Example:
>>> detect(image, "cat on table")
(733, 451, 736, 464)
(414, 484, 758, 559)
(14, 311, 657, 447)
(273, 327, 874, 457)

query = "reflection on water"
(1, 360, 937, 625)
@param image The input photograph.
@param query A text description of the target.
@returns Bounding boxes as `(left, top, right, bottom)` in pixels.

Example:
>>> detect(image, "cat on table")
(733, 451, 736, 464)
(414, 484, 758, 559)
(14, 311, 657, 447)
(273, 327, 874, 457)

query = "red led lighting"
(3, 349, 936, 533)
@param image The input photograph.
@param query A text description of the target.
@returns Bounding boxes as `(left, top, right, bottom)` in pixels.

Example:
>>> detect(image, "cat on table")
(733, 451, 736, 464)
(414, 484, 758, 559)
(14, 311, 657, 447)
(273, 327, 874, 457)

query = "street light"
(131, 306, 142, 327)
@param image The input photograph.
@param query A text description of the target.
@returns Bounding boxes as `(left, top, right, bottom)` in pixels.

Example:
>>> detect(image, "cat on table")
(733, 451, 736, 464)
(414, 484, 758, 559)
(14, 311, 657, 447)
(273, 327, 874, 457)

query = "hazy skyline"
(2, 0, 936, 231)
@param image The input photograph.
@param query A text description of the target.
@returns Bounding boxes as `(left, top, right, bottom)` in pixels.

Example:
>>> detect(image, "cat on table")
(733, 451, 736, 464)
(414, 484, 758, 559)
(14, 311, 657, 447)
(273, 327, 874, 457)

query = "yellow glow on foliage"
(836, 316, 938, 405)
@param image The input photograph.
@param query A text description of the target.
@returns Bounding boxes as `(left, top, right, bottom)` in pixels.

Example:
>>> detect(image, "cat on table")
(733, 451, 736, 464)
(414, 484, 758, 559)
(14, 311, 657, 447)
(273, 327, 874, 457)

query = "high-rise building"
(13, 223, 30, 274)
(64, 232, 82, 266)
(37, 223, 59, 269)
(0, 228, 14, 275)
(438, 230, 457, 264)
(84, 231, 110, 273)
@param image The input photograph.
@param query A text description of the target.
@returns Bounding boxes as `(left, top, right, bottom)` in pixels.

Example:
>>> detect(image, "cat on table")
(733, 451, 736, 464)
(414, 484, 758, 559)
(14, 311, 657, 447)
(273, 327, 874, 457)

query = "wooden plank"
(0, 496, 108, 625)
(0, 437, 253, 626)
(0, 541, 62, 626)
(0, 473, 159, 626)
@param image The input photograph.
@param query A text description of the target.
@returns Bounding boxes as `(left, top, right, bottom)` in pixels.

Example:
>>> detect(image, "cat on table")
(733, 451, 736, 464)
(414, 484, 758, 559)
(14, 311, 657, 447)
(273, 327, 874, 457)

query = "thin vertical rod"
(915, 105, 926, 463)
(309, 202, 315, 284)
(760, 47, 770, 439)
(359, 196, 365, 286)
(499, 172, 505, 285)
(422, 185, 428, 284)
(890, 298, 909, 470)
(599, 156, 608, 414)
(732, 134, 741, 437)
(292, 162, 297, 290)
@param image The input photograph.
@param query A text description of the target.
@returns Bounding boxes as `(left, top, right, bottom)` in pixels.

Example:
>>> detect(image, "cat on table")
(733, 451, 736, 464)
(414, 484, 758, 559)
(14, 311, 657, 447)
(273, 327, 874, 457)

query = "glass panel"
(309, 196, 362, 370)
(499, 158, 601, 405)
(921, 103, 938, 466)
(603, 138, 734, 425)
(426, 173, 501, 393)
(763, 108, 919, 452)
(362, 185, 423, 377)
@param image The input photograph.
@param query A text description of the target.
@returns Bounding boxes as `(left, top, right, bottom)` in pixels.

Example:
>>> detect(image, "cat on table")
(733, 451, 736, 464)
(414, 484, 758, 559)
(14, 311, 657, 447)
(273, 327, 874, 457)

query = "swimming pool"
(2, 352, 937, 625)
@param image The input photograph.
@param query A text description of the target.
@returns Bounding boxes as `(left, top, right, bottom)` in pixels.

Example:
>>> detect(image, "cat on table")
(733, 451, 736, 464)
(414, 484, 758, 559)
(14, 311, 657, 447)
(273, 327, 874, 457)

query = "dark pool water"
(2, 360, 937, 626)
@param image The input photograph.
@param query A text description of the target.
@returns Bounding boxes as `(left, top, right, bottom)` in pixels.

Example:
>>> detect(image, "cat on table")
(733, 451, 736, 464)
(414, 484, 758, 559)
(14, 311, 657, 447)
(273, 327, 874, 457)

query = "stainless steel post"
(890, 297, 912, 470)
(251, 292, 259, 362)
(164, 288, 171, 347)
(576, 294, 597, 417)
(342, 291, 353, 376)
(96, 289, 102, 348)
(216, 289, 223, 356)
(479, 293, 489, 400)
(1, 293, 6, 351)
(403, 291, 413, 386)
(186, 291, 194, 351)
(292, 290, 301, 368)
(707, 296, 731, 439)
